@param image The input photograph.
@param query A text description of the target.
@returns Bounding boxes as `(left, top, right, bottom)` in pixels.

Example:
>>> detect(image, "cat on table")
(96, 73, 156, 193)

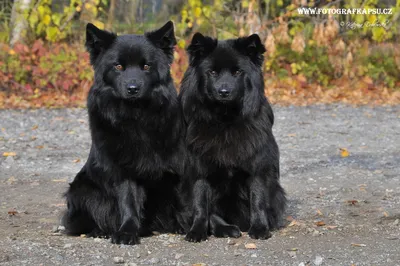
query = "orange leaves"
(1, 41, 400, 109)
(315, 221, 326, 227)
(340, 148, 349, 158)
(3, 152, 16, 157)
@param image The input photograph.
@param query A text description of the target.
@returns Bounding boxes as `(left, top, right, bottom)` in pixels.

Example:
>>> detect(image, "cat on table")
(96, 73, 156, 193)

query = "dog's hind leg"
(210, 214, 241, 238)
(267, 178, 287, 229)
(111, 179, 145, 245)
(62, 171, 118, 237)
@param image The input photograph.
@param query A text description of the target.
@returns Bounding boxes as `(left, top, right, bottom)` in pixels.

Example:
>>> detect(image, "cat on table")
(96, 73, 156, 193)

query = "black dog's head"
(86, 21, 176, 101)
(186, 33, 266, 105)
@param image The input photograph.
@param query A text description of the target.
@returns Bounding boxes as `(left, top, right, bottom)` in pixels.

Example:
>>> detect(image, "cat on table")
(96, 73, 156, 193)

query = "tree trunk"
(9, 0, 32, 46)
(106, 0, 116, 30)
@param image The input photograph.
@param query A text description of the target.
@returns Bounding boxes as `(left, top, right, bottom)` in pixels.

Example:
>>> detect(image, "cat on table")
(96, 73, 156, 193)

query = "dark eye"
(209, 70, 217, 76)
(143, 64, 151, 71)
(234, 70, 242, 76)
(115, 64, 123, 71)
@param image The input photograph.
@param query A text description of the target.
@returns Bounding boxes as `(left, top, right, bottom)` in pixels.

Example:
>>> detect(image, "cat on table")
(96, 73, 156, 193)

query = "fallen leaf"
(245, 243, 257, 249)
(8, 209, 18, 216)
(316, 209, 323, 216)
(287, 133, 297, 137)
(50, 203, 66, 207)
(288, 220, 299, 227)
(6, 176, 17, 184)
(52, 179, 67, 183)
(351, 243, 366, 247)
(31, 136, 37, 140)
(383, 211, 389, 217)
(73, 158, 81, 163)
(287, 247, 298, 251)
(286, 216, 294, 222)
(31, 125, 38, 130)
(3, 152, 16, 157)
(192, 264, 206, 266)
(326, 225, 338, 229)
(346, 199, 358, 205)
(315, 221, 326, 226)
(340, 148, 349, 157)
(80, 234, 86, 238)
(36, 145, 44, 149)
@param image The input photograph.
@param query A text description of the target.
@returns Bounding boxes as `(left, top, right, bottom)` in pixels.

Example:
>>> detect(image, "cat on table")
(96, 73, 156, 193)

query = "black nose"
(127, 84, 140, 95)
(218, 88, 230, 98)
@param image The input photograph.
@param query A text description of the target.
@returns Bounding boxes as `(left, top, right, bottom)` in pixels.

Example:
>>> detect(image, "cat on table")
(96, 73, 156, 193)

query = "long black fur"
(178, 33, 286, 242)
(62, 21, 186, 245)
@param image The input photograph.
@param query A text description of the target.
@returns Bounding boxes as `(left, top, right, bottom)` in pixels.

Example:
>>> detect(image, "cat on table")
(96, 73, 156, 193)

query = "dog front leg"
(112, 180, 145, 245)
(185, 179, 210, 242)
(248, 176, 272, 239)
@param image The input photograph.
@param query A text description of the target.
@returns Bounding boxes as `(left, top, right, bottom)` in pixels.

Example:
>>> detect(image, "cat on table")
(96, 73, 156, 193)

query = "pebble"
(63, 244, 72, 249)
(149, 258, 160, 264)
(314, 255, 324, 265)
(312, 230, 320, 237)
(113, 257, 124, 264)
(251, 253, 257, 258)
(58, 225, 66, 231)
(288, 251, 297, 258)
(298, 263, 306, 266)
(124, 263, 137, 266)
(175, 253, 184, 259)
(93, 238, 102, 242)
(393, 219, 399, 225)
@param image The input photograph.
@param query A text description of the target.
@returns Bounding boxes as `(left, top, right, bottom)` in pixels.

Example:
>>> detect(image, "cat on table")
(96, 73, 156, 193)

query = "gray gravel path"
(0, 105, 399, 266)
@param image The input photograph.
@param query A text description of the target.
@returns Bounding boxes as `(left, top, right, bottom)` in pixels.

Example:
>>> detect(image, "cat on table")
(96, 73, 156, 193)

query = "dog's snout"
(127, 84, 140, 95)
(217, 84, 231, 98)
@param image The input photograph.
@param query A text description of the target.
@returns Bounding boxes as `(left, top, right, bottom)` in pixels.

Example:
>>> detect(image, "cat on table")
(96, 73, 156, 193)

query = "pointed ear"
(146, 21, 177, 55)
(234, 34, 266, 66)
(187, 33, 217, 65)
(85, 23, 117, 65)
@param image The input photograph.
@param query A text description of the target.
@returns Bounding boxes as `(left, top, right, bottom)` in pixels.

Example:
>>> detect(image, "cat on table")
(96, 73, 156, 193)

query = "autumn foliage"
(1, 38, 399, 109)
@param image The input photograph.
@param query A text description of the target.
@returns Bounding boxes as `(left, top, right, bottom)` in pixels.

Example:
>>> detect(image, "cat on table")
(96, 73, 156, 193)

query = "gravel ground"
(0, 105, 399, 266)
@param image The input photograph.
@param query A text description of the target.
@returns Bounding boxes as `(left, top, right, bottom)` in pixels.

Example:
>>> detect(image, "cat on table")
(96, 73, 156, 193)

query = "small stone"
(113, 257, 124, 264)
(149, 258, 159, 264)
(124, 263, 137, 266)
(312, 230, 320, 237)
(393, 219, 399, 225)
(93, 238, 102, 242)
(58, 225, 66, 231)
(52, 225, 59, 233)
(175, 253, 184, 259)
(63, 244, 72, 249)
(314, 255, 324, 265)
(298, 263, 306, 266)
(251, 253, 257, 258)
(136, 253, 140, 258)
(288, 251, 297, 258)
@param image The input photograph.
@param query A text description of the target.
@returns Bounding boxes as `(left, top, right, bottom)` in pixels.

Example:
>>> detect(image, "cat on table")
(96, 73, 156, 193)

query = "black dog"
(178, 33, 286, 242)
(62, 21, 186, 245)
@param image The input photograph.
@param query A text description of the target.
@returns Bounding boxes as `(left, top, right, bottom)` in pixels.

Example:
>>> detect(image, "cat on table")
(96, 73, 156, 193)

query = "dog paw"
(87, 228, 108, 238)
(185, 229, 208, 242)
(111, 231, 140, 245)
(248, 225, 271, 240)
(213, 224, 241, 238)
